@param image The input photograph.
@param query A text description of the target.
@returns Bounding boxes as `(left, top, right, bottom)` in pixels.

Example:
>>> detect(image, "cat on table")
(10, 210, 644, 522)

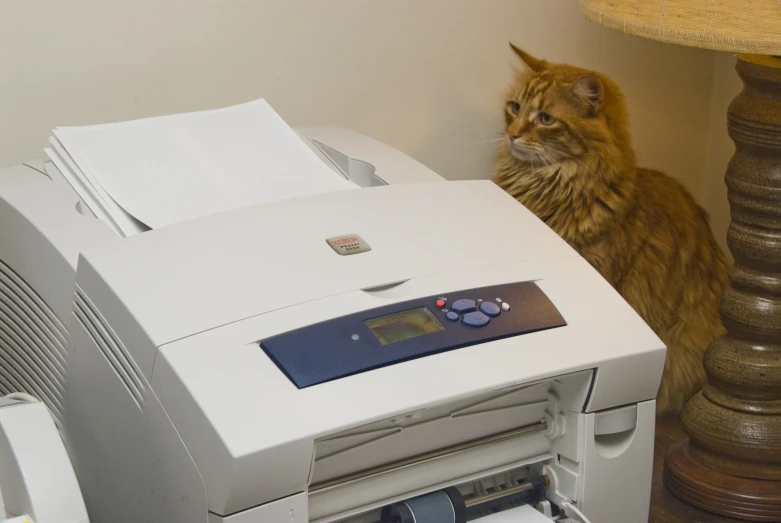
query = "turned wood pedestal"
(663, 54, 781, 521)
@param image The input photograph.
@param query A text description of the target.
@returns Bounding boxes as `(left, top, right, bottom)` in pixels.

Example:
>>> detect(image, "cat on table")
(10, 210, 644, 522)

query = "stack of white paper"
(476, 505, 553, 522)
(45, 99, 357, 237)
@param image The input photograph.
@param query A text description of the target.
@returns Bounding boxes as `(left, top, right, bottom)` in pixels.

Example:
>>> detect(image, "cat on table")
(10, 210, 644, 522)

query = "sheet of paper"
(44, 147, 123, 236)
(43, 155, 74, 190)
(47, 138, 147, 236)
(43, 157, 148, 234)
(476, 505, 553, 522)
(53, 99, 356, 231)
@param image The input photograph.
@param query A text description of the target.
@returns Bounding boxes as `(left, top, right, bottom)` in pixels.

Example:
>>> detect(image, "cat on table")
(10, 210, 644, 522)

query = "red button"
(435, 299, 446, 308)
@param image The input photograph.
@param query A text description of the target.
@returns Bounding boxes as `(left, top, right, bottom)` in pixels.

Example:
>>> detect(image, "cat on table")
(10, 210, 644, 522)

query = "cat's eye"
(509, 101, 521, 114)
(537, 112, 556, 125)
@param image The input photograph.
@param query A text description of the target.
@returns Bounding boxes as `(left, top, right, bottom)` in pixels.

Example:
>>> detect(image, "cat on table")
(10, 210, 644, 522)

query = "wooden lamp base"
(663, 54, 781, 521)
(665, 439, 781, 521)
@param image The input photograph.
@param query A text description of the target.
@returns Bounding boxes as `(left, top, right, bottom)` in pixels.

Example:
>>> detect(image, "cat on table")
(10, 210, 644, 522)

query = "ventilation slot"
(0, 260, 68, 430)
(74, 291, 145, 408)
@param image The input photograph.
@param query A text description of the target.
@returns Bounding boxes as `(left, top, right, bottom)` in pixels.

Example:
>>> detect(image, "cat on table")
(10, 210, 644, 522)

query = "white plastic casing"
(0, 399, 88, 523)
(0, 127, 666, 523)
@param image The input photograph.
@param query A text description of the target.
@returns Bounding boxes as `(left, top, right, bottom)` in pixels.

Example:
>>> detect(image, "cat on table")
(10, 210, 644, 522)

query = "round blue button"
(463, 311, 490, 327)
(480, 301, 501, 317)
(446, 311, 459, 322)
(451, 299, 477, 314)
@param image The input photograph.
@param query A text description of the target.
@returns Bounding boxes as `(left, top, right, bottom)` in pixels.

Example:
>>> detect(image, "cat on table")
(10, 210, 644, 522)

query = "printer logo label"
(326, 234, 371, 256)
(332, 237, 358, 245)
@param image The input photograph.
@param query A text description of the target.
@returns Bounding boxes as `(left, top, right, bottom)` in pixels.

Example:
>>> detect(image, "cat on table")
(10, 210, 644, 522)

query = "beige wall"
(1, 0, 718, 212)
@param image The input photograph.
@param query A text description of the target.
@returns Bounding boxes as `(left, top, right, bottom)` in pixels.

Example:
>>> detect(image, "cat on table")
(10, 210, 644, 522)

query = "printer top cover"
(77, 180, 577, 355)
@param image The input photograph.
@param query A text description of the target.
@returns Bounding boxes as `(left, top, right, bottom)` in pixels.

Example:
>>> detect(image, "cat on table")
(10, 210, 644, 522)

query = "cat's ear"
(509, 42, 547, 72)
(571, 74, 605, 113)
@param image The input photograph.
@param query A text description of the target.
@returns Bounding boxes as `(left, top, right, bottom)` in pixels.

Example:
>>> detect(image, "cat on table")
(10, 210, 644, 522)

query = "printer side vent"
(0, 259, 68, 429)
(74, 291, 145, 408)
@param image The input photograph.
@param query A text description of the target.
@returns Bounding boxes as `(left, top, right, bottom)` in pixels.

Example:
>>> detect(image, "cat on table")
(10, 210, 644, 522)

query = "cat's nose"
(507, 132, 519, 141)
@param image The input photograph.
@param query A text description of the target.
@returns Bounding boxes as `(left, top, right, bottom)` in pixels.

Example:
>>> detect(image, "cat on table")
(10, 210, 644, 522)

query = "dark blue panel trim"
(260, 282, 566, 388)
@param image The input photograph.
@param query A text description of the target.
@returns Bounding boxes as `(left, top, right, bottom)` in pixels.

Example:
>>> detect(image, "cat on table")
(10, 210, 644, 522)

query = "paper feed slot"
(317, 460, 595, 523)
(310, 421, 549, 495)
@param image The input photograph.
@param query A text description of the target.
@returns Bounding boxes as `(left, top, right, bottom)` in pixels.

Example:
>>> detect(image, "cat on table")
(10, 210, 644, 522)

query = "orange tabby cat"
(493, 44, 729, 414)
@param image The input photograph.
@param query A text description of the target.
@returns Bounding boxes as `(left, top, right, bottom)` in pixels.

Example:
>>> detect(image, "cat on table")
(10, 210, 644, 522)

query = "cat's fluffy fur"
(493, 45, 729, 414)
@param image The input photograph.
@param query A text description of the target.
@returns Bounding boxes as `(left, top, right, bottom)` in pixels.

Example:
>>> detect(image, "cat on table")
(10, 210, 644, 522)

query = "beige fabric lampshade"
(579, 0, 781, 55)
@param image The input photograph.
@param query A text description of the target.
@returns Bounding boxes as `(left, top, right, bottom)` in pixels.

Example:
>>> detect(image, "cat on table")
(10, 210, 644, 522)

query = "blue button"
(451, 299, 477, 314)
(480, 301, 501, 317)
(463, 311, 490, 327)
(446, 311, 459, 322)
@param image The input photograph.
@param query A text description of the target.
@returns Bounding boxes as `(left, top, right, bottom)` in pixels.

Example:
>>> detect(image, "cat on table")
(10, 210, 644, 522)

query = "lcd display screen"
(365, 307, 445, 345)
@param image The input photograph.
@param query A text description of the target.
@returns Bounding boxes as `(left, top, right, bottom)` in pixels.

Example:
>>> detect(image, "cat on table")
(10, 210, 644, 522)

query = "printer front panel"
(304, 398, 656, 523)
(306, 369, 594, 521)
(153, 255, 664, 518)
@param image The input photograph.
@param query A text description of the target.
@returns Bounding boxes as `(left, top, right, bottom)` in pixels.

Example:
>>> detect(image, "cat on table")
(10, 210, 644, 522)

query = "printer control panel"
(260, 282, 566, 388)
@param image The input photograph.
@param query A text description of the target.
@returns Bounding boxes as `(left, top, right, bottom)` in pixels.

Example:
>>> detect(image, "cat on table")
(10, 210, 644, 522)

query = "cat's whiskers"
(529, 150, 561, 174)
(536, 149, 556, 165)
(534, 151, 549, 168)
(529, 150, 541, 171)
(543, 145, 589, 168)
(474, 127, 511, 144)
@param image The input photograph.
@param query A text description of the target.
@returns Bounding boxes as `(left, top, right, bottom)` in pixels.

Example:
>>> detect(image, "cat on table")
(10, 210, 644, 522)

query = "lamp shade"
(579, 0, 781, 55)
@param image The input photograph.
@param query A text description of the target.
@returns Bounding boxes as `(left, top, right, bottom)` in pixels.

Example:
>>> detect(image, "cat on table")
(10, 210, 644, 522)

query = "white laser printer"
(0, 126, 665, 523)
